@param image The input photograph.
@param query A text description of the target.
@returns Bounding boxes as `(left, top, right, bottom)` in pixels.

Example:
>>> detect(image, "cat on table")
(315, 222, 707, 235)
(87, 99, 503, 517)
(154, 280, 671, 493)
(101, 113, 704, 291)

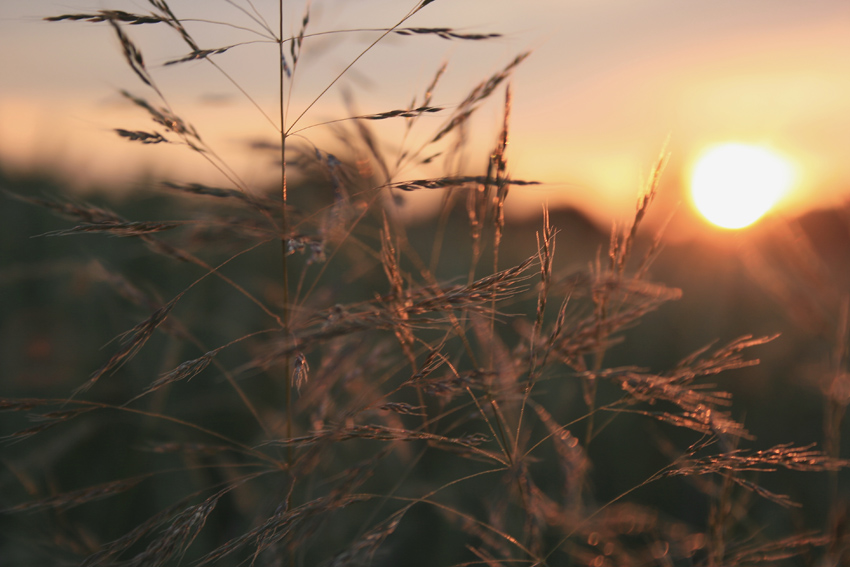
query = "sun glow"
(690, 143, 794, 229)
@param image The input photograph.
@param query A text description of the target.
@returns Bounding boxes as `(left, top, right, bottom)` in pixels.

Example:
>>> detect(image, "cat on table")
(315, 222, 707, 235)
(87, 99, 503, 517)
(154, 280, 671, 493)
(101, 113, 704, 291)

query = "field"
(1, 1, 849, 565)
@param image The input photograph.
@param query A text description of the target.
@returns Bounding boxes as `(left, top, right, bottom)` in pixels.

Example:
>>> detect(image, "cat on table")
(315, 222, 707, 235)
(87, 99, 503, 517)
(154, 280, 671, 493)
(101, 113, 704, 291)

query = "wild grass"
(1, 1, 848, 565)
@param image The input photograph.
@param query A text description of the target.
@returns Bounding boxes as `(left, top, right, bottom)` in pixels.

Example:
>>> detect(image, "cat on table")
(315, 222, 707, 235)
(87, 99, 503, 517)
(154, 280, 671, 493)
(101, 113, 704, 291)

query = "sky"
(2, 0, 850, 238)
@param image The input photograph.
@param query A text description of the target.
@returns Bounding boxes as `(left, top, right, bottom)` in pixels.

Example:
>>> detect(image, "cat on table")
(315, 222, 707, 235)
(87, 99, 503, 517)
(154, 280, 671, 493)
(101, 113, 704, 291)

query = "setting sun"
(690, 143, 794, 229)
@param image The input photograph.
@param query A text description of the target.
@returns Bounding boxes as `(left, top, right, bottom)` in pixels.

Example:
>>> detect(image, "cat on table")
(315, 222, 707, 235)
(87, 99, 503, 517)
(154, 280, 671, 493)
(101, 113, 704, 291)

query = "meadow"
(1, 1, 849, 565)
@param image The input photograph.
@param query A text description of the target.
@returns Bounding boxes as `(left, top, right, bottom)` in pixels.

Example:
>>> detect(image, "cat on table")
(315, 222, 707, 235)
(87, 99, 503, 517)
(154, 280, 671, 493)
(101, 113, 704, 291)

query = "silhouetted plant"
(1, 1, 847, 566)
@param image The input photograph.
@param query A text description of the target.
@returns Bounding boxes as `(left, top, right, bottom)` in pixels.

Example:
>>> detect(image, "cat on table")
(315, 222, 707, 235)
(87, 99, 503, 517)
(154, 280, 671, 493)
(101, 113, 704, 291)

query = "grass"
(1, 1, 849, 565)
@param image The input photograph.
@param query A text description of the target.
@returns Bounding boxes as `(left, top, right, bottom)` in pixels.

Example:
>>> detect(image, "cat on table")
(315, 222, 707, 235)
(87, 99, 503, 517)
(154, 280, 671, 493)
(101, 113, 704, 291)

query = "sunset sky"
(2, 0, 850, 237)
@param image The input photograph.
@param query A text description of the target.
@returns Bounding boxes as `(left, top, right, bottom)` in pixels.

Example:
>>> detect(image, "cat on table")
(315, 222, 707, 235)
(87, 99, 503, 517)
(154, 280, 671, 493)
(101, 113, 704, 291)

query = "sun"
(690, 143, 794, 229)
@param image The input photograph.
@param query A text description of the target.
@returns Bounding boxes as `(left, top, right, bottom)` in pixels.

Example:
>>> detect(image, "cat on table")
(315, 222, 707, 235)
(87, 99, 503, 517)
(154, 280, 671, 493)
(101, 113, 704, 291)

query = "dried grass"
(0, 1, 845, 565)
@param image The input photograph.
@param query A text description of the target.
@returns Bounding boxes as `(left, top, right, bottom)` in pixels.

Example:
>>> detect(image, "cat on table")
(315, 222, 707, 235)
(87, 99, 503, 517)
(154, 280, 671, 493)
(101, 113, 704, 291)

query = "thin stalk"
(284, 3, 423, 135)
(278, 8, 297, 564)
(279, 1, 293, 468)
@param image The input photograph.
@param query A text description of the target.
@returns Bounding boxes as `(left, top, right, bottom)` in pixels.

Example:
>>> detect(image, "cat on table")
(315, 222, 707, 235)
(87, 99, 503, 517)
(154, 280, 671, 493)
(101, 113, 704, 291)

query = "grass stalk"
(279, 0, 293, 469)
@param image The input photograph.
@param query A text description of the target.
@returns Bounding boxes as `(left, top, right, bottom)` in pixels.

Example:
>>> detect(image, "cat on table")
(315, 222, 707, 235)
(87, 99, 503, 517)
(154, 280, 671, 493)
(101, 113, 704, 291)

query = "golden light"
(690, 143, 794, 229)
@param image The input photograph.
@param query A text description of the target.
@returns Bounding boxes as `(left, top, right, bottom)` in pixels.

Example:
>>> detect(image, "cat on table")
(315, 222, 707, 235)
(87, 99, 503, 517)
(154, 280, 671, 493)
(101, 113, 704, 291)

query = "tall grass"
(1, 1, 848, 565)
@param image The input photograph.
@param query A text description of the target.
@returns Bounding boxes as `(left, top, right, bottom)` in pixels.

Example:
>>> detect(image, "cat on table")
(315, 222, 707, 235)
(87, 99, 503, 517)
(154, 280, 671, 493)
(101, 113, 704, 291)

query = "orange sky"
(2, 0, 850, 239)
